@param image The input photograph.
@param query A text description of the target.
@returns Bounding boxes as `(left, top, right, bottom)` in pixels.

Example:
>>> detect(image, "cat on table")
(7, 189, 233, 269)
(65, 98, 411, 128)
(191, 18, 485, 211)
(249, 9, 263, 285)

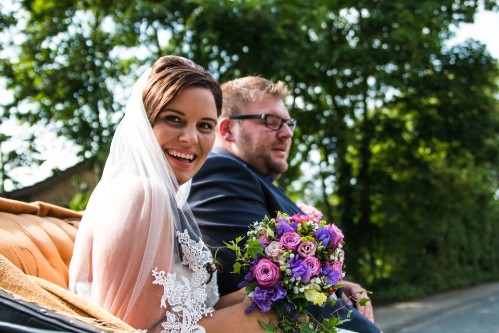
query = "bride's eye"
(198, 122, 214, 133)
(164, 115, 184, 126)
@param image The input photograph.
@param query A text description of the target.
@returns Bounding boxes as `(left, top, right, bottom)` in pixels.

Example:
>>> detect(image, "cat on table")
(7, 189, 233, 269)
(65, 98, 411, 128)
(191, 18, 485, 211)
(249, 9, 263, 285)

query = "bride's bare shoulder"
(91, 173, 156, 208)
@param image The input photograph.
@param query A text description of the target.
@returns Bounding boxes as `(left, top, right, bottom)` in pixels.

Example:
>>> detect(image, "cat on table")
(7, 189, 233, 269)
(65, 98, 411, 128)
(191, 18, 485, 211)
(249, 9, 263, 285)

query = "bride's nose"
(179, 125, 198, 144)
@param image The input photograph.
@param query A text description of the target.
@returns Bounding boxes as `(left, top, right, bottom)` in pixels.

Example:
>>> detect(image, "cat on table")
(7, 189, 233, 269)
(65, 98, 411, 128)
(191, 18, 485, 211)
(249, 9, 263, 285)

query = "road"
(398, 292, 499, 333)
(374, 281, 499, 333)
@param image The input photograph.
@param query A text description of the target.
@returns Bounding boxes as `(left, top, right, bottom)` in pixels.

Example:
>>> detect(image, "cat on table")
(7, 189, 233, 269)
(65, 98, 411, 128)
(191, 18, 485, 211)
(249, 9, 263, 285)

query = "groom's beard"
(238, 129, 289, 176)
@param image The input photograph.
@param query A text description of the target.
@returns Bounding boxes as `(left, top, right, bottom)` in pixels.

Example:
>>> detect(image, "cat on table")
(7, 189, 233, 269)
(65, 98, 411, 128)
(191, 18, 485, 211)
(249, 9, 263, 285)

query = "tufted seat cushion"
(0, 197, 81, 288)
(0, 197, 136, 332)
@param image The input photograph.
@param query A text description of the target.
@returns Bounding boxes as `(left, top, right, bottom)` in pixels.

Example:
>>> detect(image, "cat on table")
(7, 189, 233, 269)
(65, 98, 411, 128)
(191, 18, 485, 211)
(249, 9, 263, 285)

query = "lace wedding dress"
(69, 174, 220, 332)
(151, 229, 219, 332)
(69, 64, 220, 332)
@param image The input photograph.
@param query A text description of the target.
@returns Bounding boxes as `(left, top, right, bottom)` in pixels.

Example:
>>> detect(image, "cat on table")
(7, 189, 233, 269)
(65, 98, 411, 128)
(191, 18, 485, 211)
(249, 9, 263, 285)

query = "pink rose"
(297, 202, 323, 220)
(253, 258, 281, 287)
(290, 214, 311, 223)
(279, 231, 302, 250)
(265, 241, 281, 258)
(297, 241, 317, 258)
(332, 260, 343, 280)
(328, 224, 344, 247)
(304, 256, 321, 276)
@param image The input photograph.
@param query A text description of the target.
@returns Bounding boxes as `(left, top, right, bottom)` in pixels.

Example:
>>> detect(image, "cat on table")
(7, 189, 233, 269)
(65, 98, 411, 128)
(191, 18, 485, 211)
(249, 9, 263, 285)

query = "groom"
(188, 76, 380, 333)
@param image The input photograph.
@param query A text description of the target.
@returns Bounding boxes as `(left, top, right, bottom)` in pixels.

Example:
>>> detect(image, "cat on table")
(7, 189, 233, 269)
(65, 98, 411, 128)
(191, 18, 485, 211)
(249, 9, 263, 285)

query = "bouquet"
(226, 210, 348, 333)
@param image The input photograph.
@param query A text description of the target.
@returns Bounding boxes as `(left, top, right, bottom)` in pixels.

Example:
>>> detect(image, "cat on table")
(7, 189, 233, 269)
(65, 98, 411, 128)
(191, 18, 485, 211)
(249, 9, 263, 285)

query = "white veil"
(69, 66, 207, 330)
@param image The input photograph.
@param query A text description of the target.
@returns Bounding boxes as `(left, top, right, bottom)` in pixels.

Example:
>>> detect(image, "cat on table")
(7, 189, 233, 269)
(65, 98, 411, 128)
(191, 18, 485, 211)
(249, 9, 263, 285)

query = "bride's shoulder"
(81, 174, 157, 232)
(104, 173, 154, 192)
(91, 173, 155, 207)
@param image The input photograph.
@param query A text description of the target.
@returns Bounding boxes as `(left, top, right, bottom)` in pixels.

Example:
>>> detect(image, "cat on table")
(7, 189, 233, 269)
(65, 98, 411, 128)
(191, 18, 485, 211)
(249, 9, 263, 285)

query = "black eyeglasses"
(229, 114, 297, 131)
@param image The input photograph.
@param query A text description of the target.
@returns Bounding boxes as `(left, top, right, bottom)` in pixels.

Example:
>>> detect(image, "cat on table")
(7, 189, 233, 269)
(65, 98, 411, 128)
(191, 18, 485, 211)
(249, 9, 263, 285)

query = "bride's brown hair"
(142, 55, 222, 125)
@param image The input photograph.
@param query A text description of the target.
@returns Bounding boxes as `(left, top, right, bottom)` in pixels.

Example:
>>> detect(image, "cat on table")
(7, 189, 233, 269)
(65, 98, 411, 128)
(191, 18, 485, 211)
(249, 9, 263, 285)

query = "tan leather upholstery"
(0, 197, 136, 332)
(0, 197, 81, 288)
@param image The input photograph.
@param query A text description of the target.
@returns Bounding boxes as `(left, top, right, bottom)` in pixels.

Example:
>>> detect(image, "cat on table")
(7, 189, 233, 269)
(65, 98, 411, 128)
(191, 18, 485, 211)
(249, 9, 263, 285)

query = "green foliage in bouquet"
(226, 212, 353, 332)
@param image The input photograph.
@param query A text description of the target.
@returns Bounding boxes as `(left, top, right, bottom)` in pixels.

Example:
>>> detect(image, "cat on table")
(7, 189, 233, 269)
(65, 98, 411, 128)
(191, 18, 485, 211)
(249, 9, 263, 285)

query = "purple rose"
(321, 262, 342, 286)
(297, 241, 317, 258)
(275, 217, 287, 224)
(279, 231, 302, 250)
(252, 286, 273, 312)
(289, 255, 312, 283)
(284, 216, 300, 230)
(253, 258, 281, 287)
(303, 256, 321, 276)
(272, 280, 287, 301)
(276, 220, 295, 236)
(315, 227, 334, 248)
(252, 282, 287, 312)
(332, 261, 343, 276)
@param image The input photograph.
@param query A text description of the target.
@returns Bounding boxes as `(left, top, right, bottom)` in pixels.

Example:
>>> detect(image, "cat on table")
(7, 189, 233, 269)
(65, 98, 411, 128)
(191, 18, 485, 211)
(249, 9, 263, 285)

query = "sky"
(1, 9, 499, 191)
(447, 10, 499, 58)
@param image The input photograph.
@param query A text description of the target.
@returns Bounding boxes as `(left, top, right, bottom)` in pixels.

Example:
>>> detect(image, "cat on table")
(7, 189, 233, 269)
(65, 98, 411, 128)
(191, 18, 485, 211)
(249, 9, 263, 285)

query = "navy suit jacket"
(188, 149, 380, 333)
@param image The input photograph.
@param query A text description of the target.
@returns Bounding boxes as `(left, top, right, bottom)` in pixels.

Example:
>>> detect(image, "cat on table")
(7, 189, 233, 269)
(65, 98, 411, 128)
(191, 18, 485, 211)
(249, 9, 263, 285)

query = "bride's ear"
(218, 118, 235, 142)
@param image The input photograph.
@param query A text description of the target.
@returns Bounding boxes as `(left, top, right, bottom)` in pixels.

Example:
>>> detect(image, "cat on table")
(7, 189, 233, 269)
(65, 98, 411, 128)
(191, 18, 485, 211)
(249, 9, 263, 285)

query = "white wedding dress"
(69, 174, 220, 332)
(68, 66, 219, 332)
(151, 229, 219, 332)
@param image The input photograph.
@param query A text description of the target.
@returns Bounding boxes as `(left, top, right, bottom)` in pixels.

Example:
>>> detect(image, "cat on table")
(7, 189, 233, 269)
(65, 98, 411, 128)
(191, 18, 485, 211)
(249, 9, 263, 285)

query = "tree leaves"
(1, 0, 498, 301)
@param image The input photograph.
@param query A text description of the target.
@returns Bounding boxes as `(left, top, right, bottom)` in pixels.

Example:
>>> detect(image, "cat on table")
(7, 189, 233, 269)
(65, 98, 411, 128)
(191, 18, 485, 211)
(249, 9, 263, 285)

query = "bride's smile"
(167, 148, 196, 162)
(152, 86, 218, 185)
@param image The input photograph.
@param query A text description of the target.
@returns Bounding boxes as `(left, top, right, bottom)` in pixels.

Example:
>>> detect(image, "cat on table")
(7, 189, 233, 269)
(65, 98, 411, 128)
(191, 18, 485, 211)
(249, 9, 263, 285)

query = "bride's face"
(152, 86, 218, 185)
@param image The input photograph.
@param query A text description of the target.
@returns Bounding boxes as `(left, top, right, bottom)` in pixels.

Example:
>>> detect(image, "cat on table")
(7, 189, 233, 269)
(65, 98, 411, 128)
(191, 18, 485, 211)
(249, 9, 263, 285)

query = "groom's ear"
(218, 117, 236, 142)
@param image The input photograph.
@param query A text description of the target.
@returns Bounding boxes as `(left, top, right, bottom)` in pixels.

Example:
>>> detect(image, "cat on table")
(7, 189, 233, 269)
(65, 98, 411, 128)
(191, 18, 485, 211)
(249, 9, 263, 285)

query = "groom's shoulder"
(204, 149, 252, 173)
(195, 150, 263, 188)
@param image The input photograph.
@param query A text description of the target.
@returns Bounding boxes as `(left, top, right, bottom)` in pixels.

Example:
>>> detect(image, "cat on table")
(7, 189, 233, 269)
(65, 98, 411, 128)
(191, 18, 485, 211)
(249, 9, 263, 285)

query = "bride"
(68, 55, 278, 332)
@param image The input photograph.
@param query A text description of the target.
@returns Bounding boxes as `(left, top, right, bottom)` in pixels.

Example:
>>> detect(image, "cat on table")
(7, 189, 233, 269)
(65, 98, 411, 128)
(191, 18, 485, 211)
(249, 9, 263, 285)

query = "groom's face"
(234, 95, 293, 177)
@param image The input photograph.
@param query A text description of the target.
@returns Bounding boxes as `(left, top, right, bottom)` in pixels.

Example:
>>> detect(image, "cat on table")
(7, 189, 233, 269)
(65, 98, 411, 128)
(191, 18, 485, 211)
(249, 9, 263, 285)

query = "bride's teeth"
(168, 149, 194, 161)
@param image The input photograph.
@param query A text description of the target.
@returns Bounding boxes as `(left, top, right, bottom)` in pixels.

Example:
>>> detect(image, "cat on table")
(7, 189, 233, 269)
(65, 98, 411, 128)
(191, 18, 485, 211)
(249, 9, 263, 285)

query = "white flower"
(265, 241, 281, 257)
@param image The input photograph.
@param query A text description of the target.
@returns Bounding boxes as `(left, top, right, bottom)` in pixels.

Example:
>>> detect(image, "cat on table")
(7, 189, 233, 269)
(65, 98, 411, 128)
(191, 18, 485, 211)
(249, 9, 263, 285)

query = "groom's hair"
(220, 76, 289, 118)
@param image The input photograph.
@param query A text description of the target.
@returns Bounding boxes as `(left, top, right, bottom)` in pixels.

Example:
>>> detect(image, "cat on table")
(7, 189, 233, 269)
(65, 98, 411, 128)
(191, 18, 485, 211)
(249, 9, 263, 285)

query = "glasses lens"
(264, 114, 281, 130)
(286, 119, 296, 131)
(263, 114, 296, 131)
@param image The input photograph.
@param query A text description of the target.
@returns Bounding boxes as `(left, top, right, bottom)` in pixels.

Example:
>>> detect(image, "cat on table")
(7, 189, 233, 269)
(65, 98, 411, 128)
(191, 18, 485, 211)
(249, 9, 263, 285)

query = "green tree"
(0, 132, 43, 194)
(1, 0, 139, 176)
(365, 40, 499, 300)
(1, 0, 498, 301)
